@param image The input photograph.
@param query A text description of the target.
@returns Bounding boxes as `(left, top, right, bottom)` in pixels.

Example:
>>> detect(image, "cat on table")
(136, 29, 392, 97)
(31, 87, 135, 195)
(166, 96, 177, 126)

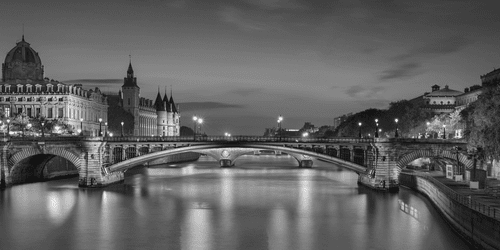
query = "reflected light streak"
(268, 207, 290, 250)
(181, 209, 214, 250)
(297, 170, 313, 250)
(46, 190, 76, 225)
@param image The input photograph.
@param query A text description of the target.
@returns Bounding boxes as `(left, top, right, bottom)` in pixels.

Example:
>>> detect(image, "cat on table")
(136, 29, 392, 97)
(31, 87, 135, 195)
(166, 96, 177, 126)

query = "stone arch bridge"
(0, 136, 470, 191)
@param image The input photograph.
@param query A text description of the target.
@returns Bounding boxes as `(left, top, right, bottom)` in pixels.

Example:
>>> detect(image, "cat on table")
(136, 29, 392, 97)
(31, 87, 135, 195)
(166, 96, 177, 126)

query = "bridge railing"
(103, 136, 375, 143)
(401, 172, 500, 220)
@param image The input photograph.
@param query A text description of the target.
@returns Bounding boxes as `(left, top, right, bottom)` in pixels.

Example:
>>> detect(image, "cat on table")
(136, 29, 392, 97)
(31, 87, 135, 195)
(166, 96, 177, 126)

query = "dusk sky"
(1, 0, 499, 135)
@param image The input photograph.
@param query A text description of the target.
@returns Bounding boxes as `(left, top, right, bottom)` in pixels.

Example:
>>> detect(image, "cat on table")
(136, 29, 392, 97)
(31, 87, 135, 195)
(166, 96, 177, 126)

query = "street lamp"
(395, 118, 399, 138)
(358, 122, 362, 138)
(198, 118, 203, 136)
(41, 122, 45, 137)
(121, 121, 124, 137)
(98, 118, 102, 136)
(193, 116, 198, 140)
(109, 133, 113, 137)
(27, 123, 31, 137)
(80, 118, 83, 136)
(302, 132, 309, 137)
(277, 115, 283, 141)
(104, 122, 108, 137)
(375, 119, 379, 138)
(442, 124, 446, 139)
(426, 122, 430, 138)
(7, 119, 10, 136)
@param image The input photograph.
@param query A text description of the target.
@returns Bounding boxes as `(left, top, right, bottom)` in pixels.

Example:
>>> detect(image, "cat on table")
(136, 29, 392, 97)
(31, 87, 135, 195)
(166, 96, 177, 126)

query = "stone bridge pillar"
(0, 142, 9, 188)
(78, 141, 124, 188)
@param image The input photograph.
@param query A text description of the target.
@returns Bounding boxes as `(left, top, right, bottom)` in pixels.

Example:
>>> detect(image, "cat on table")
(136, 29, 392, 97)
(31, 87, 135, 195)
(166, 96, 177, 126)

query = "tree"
(461, 85, 500, 160)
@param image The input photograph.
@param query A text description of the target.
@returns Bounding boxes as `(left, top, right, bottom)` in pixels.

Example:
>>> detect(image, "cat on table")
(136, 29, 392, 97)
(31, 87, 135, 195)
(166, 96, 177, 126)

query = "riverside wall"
(148, 152, 200, 166)
(399, 173, 500, 250)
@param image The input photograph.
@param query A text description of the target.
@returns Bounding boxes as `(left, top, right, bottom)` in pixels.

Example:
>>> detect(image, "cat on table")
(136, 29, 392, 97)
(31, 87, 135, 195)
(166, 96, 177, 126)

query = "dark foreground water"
(1, 155, 468, 250)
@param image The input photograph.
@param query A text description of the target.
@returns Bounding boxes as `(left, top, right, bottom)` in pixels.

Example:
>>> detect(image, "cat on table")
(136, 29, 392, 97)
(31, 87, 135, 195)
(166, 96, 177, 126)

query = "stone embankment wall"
(400, 173, 500, 250)
(148, 152, 200, 166)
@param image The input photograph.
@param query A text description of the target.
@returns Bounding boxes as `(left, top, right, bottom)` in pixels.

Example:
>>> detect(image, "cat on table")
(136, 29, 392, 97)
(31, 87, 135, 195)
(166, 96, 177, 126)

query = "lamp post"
(426, 122, 430, 138)
(395, 118, 399, 138)
(442, 124, 446, 139)
(375, 119, 379, 138)
(277, 115, 283, 141)
(358, 122, 362, 138)
(80, 118, 83, 136)
(41, 122, 45, 137)
(98, 118, 102, 136)
(0, 120, 2, 136)
(7, 119, 10, 137)
(104, 122, 108, 137)
(198, 118, 203, 138)
(26, 123, 31, 137)
(121, 121, 124, 137)
(193, 116, 198, 140)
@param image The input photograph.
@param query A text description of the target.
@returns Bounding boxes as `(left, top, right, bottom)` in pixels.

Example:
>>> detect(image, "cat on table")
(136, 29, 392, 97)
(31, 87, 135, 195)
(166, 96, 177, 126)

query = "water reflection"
(0, 155, 470, 250)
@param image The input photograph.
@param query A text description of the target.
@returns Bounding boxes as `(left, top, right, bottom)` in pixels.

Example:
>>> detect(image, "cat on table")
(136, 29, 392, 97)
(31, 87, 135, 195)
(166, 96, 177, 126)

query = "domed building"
(0, 36, 108, 136)
(423, 85, 464, 113)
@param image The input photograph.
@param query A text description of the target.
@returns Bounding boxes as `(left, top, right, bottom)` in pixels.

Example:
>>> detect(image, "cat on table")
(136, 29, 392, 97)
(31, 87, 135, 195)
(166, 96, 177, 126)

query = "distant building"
(333, 113, 352, 128)
(108, 61, 180, 136)
(422, 85, 463, 113)
(480, 68, 500, 86)
(301, 122, 319, 133)
(0, 36, 108, 136)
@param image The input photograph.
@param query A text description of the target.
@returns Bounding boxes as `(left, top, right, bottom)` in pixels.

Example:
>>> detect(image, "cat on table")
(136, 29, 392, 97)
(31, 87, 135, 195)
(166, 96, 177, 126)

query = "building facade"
(0, 37, 108, 136)
(422, 85, 464, 113)
(117, 62, 180, 136)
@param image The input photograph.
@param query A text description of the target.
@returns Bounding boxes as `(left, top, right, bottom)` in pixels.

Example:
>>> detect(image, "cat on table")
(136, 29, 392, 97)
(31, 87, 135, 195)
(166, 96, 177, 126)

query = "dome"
(2, 36, 44, 82)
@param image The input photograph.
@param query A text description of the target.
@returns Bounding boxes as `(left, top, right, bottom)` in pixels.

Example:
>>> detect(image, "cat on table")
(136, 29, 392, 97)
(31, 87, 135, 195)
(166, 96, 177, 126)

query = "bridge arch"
(8, 147, 82, 185)
(108, 144, 366, 173)
(396, 149, 473, 171)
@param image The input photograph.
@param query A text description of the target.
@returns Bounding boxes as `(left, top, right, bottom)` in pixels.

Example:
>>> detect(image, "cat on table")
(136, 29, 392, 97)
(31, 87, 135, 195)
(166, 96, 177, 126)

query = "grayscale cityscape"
(1, 1, 500, 249)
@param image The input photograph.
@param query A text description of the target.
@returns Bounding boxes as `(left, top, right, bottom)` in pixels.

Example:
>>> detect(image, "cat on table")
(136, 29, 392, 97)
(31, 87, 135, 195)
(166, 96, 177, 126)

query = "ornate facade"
(118, 62, 180, 136)
(0, 36, 108, 136)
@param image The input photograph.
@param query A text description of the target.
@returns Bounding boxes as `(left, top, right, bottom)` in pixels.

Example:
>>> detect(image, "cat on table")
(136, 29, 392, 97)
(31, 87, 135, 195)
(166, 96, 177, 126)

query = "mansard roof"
(425, 85, 463, 97)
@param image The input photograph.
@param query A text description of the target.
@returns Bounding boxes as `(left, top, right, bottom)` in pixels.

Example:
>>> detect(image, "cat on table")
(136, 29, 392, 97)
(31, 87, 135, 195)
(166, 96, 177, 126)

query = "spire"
(169, 86, 178, 113)
(127, 55, 134, 78)
(22, 23, 25, 42)
(154, 86, 164, 111)
(163, 86, 169, 102)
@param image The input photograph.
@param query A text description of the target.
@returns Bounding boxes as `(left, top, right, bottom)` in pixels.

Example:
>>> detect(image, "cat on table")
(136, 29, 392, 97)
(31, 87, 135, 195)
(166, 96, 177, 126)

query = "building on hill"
(480, 68, 500, 86)
(0, 36, 108, 136)
(107, 60, 180, 136)
(422, 85, 463, 113)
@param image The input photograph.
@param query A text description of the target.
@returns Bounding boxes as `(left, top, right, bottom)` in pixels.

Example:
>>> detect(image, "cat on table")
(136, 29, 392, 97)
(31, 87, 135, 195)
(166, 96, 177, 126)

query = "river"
(0, 155, 469, 250)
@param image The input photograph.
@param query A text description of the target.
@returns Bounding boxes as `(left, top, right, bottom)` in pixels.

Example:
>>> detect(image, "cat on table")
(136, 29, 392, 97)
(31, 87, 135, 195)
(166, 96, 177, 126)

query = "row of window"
(0, 96, 64, 102)
(426, 100, 454, 105)
(0, 84, 86, 96)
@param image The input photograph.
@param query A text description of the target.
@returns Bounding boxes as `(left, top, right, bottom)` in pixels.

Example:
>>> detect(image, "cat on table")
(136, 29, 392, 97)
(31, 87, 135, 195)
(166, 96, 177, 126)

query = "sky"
(1, 0, 499, 135)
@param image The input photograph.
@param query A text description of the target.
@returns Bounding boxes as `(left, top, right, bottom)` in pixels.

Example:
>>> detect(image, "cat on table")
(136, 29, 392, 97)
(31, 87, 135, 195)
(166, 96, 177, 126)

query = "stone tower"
(121, 60, 140, 135)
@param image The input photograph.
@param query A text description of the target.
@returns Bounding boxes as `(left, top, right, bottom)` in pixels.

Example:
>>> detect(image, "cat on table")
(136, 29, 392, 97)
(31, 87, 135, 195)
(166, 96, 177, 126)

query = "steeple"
(154, 86, 164, 111)
(169, 86, 178, 113)
(127, 55, 134, 78)
(123, 55, 138, 87)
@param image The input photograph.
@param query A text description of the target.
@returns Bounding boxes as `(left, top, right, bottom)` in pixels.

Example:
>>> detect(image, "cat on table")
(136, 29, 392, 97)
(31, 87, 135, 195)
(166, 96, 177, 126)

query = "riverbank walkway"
(411, 170, 500, 221)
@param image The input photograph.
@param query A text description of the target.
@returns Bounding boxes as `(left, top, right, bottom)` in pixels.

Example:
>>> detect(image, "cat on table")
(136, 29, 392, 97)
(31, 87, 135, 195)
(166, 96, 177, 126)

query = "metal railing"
(401, 172, 500, 220)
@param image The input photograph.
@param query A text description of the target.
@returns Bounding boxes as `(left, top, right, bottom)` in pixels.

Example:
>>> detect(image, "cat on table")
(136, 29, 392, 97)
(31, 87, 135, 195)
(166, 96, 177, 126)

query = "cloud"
(392, 35, 471, 61)
(228, 88, 263, 96)
(63, 79, 123, 84)
(243, 0, 308, 10)
(379, 62, 421, 81)
(178, 102, 246, 111)
(345, 85, 388, 98)
(219, 6, 268, 31)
